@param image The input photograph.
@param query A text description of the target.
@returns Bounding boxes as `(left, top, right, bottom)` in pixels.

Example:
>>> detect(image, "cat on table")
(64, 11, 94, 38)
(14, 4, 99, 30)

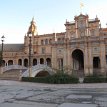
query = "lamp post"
(1, 35, 5, 65)
(0, 35, 5, 74)
(28, 34, 32, 77)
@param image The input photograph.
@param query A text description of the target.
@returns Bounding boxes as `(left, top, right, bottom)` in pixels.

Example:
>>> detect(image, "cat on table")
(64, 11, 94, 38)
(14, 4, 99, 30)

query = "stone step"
(0, 69, 21, 81)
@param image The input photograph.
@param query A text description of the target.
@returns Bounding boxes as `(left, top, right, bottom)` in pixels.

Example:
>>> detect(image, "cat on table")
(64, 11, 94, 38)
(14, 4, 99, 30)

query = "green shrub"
(83, 75, 106, 83)
(21, 73, 79, 84)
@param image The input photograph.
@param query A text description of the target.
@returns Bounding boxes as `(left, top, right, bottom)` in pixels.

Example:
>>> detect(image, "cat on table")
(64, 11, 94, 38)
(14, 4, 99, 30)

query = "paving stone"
(66, 95, 92, 99)
(0, 80, 107, 107)
(58, 103, 97, 107)
(0, 102, 58, 107)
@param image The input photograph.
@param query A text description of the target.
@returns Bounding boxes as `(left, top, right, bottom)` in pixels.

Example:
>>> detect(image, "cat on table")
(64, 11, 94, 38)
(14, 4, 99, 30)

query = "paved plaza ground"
(0, 80, 107, 107)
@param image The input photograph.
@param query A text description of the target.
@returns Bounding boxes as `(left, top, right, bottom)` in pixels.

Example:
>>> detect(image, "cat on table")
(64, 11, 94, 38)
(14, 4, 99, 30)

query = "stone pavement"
(0, 80, 107, 107)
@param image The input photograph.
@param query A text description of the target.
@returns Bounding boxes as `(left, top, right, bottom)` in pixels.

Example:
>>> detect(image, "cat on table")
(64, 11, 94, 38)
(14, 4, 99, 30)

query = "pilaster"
(52, 46, 57, 70)
(88, 46, 93, 75)
(84, 46, 89, 76)
(100, 42, 106, 74)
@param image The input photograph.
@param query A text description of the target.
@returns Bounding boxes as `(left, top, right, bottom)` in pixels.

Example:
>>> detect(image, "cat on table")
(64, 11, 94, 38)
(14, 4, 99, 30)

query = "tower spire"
(27, 17, 37, 36)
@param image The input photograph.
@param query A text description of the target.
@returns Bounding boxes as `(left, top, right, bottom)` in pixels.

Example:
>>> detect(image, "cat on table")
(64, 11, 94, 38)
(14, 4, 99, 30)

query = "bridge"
(0, 64, 55, 80)
(22, 64, 55, 77)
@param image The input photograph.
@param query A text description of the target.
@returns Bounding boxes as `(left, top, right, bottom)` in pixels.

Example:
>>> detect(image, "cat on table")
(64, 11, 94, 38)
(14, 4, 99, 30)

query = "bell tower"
(27, 17, 38, 36)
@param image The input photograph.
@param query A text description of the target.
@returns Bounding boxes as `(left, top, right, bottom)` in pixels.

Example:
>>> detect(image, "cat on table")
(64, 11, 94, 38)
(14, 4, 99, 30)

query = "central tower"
(27, 17, 38, 36)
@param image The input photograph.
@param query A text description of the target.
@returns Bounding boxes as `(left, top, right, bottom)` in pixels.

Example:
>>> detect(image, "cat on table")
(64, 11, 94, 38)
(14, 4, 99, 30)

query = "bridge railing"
(2, 65, 27, 72)
(22, 64, 54, 77)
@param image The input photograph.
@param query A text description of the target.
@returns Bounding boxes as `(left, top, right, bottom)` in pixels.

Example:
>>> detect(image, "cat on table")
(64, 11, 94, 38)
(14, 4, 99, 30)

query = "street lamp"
(0, 35, 5, 74)
(0, 35, 5, 66)
(28, 33, 32, 77)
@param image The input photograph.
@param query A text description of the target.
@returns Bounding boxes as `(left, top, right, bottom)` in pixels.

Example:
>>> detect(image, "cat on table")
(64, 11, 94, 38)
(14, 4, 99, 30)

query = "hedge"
(21, 73, 79, 84)
(83, 75, 106, 83)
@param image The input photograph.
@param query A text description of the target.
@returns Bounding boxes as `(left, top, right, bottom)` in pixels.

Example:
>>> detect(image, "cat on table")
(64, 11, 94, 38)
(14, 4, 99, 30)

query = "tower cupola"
(27, 17, 37, 36)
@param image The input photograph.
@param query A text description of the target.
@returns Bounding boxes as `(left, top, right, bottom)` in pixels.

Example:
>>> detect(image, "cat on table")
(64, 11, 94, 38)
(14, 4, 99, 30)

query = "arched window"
(33, 59, 37, 66)
(18, 59, 22, 65)
(24, 59, 28, 67)
(46, 58, 51, 67)
(40, 58, 44, 64)
(8, 60, 13, 65)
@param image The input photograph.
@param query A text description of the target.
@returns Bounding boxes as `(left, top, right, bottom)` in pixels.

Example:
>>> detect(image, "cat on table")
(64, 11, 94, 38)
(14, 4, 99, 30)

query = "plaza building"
(1, 13, 107, 77)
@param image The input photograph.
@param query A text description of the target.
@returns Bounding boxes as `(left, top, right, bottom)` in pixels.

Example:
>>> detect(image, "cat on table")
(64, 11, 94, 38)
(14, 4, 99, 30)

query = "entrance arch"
(72, 49, 84, 70)
(36, 71, 50, 77)
(72, 49, 84, 77)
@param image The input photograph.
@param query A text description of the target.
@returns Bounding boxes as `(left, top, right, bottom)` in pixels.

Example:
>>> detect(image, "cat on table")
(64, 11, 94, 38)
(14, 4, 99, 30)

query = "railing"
(3, 65, 27, 72)
(22, 64, 54, 77)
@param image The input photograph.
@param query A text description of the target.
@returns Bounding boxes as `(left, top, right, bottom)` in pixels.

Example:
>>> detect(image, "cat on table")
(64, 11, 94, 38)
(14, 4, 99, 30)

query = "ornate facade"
(1, 14, 107, 76)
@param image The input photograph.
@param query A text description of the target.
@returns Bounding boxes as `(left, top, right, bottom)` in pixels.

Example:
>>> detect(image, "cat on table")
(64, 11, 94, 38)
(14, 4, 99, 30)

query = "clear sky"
(0, 0, 107, 43)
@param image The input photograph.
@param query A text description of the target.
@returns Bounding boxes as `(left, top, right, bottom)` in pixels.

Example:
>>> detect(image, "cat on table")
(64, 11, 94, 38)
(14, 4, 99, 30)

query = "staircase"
(0, 69, 21, 81)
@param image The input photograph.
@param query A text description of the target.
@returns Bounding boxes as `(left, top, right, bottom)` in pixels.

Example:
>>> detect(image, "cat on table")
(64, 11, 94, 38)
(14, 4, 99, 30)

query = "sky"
(0, 0, 107, 43)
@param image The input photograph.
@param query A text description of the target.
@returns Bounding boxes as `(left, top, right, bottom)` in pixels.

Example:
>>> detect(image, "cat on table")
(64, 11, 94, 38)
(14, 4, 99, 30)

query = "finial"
(95, 15, 98, 20)
(106, 23, 107, 28)
(99, 22, 101, 28)
(31, 16, 35, 24)
(66, 19, 67, 22)
(96, 15, 97, 18)
(32, 16, 34, 21)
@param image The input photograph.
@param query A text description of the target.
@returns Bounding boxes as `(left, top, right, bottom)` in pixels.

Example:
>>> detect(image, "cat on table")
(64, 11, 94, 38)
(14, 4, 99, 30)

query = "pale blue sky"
(0, 0, 107, 43)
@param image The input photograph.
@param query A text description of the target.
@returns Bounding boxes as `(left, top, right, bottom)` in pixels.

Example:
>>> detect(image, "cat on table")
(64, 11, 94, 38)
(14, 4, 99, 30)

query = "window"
(58, 58, 63, 70)
(93, 57, 100, 68)
(41, 47, 45, 54)
(49, 39, 52, 44)
(58, 38, 61, 41)
(41, 40, 44, 45)
(45, 39, 48, 45)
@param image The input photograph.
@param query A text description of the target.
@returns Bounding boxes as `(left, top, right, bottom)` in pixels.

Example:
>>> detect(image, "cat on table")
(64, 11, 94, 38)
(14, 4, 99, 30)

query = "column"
(88, 46, 93, 75)
(75, 20, 78, 38)
(37, 58, 40, 64)
(86, 19, 89, 36)
(100, 42, 106, 74)
(67, 49, 72, 74)
(84, 46, 89, 76)
(22, 59, 24, 66)
(52, 46, 57, 70)
(63, 42, 68, 68)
